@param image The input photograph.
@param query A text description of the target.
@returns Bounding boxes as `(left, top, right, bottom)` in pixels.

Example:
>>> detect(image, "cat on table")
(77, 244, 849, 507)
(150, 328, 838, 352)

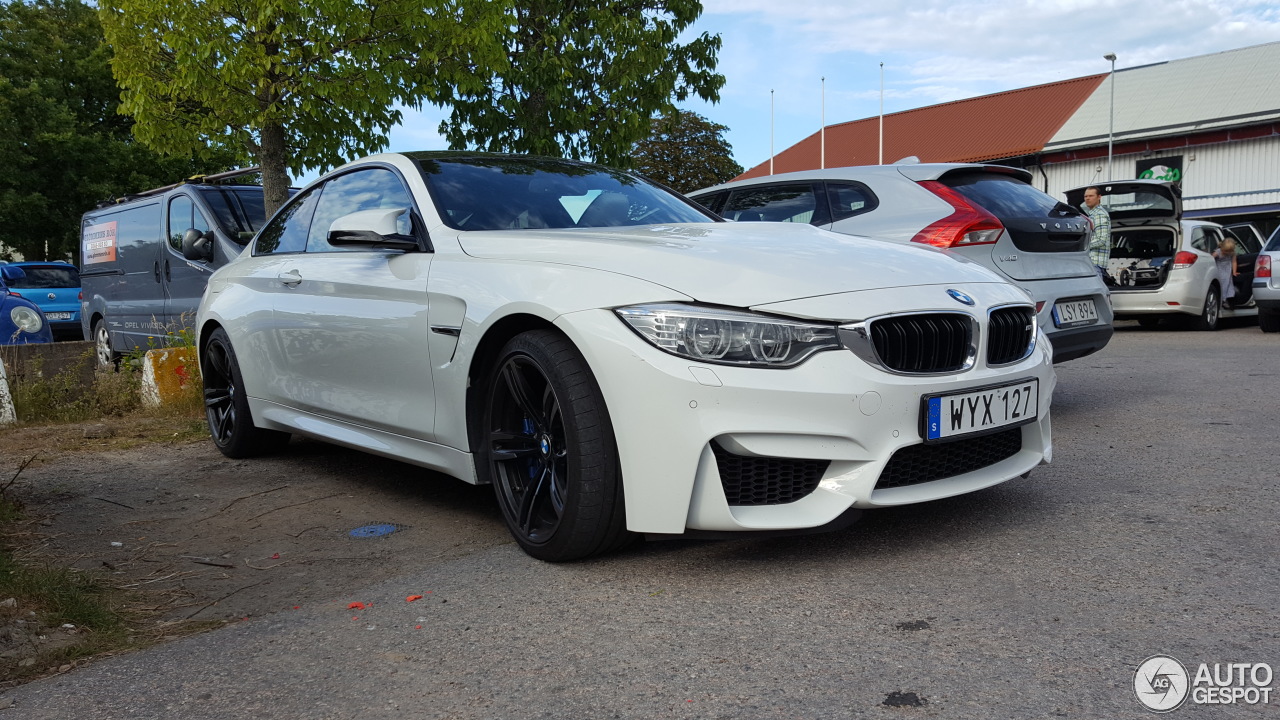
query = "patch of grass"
(11, 360, 142, 424)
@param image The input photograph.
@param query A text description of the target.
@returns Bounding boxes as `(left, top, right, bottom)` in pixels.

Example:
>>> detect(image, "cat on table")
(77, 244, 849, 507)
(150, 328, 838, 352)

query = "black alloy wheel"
(201, 327, 288, 458)
(482, 330, 631, 561)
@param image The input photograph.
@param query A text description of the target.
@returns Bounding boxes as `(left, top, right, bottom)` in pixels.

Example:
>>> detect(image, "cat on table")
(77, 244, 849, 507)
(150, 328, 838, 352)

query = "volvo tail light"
(912, 181, 1004, 248)
(1256, 254, 1272, 278)
(1172, 251, 1198, 269)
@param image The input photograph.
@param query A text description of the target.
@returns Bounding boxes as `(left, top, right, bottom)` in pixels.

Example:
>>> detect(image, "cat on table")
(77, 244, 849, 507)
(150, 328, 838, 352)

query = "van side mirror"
(182, 228, 214, 262)
(327, 208, 419, 251)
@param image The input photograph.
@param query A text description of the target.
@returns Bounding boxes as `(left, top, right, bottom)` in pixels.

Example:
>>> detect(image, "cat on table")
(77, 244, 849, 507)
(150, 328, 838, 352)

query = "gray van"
(79, 168, 279, 366)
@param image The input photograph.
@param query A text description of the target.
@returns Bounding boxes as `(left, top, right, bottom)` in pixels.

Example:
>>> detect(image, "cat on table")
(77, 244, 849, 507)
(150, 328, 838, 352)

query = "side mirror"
(182, 228, 214, 262)
(327, 208, 419, 251)
(0, 265, 26, 282)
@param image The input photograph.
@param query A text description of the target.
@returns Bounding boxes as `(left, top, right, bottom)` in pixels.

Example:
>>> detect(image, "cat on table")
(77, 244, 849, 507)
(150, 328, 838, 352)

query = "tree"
(99, 0, 506, 216)
(438, 0, 724, 168)
(632, 110, 742, 194)
(0, 0, 229, 261)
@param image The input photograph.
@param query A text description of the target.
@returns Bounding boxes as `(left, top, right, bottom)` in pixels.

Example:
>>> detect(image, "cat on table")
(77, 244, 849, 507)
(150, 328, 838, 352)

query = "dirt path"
(1, 419, 510, 627)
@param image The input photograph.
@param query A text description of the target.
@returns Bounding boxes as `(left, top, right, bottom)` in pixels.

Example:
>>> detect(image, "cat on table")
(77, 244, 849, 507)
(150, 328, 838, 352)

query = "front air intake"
(711, 442, 829, 506)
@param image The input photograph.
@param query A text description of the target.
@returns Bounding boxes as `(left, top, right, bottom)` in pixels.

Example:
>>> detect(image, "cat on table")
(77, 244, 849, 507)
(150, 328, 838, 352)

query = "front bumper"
(555, 289, 1056, 535)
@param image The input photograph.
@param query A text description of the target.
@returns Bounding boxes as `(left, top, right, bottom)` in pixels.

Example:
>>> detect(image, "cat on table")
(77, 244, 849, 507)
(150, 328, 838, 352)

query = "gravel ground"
(1, 320, 1277, 718)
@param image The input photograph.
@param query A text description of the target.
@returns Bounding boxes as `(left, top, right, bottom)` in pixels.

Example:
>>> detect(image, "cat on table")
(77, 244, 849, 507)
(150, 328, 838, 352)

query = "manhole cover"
(349, 523, 402, 538)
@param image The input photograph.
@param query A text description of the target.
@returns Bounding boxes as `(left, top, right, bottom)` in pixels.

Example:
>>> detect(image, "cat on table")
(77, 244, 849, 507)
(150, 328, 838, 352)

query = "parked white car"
(1255, 225, 1280, 332)
(196, 152, 1055, 561)
(1064, 181, 1259, 330)
(689, 164, 1112, 363)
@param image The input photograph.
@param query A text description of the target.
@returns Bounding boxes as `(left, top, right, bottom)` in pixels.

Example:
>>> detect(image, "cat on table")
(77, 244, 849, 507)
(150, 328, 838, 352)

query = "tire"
(93, 318, 117, 369)
(1260, 308, 1280, 333)
(1190, 285, 1221, 331)
(480, 329, 632, 562)
(200, 327, 290, 458)
(1137, 317, 1161, 329)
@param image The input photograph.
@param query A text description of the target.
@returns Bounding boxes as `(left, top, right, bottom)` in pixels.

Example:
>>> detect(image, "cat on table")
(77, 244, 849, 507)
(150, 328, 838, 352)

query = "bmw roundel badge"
(947, 289, 976, 306)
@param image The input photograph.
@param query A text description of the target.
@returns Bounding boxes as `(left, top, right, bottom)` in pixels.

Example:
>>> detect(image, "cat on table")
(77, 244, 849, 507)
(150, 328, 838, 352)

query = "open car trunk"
(1108, 226, 1177, 290)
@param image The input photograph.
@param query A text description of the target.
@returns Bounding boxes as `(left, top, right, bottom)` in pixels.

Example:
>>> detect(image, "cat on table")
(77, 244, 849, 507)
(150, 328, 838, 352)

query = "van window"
(167, 195, 211, 252)
(199, 187, 273, 241)
(254, 187, 320, 255)
(306, 168, 416, 253)
(723, 184, 823, 224)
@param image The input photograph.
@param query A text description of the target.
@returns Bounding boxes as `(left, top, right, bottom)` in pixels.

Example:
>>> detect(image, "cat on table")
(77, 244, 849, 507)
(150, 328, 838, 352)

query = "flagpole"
(821, 77, 826, 170)
(879, 62, 884, 165)
(770, 89, 775, 175)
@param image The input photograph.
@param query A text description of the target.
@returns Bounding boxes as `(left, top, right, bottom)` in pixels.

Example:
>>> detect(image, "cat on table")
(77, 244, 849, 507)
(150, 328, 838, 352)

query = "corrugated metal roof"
(1046, 41, 1280, 151)
(737, 75, 1105, 180)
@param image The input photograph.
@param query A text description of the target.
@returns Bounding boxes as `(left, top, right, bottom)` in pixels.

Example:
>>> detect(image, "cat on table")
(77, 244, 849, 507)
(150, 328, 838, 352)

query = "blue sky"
(301, 0, 1280, 184)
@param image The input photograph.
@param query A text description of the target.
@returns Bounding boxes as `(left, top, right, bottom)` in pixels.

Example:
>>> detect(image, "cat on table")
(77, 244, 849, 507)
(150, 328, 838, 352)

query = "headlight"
(614, 303, 842, 368)
(10, 305, 43, 333)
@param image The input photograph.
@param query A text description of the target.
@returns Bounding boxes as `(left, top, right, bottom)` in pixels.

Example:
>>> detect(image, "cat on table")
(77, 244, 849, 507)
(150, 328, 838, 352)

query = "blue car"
(3, 261, 82, 340)
(0, 265, 54, 345)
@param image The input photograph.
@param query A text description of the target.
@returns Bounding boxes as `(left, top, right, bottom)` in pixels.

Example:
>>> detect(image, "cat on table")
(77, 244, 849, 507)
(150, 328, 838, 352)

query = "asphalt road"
(4, 321, 1278, 719)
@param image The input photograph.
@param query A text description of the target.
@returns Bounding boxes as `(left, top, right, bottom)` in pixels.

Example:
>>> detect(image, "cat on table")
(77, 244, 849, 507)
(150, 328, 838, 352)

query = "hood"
(457, 223, 1008, 307)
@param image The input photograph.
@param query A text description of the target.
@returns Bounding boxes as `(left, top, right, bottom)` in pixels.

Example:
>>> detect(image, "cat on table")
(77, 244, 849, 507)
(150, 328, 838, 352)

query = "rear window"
(1265, 226, 1280, 252)
(942, 173, 1080, 220)
(7, 265, 79, 289)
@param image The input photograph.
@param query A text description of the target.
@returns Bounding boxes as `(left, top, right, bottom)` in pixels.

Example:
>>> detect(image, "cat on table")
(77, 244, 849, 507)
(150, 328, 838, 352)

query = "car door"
(162, 192, 215, 334)
(1222, 225, 1260, 305)
(268, 166, 438, 440)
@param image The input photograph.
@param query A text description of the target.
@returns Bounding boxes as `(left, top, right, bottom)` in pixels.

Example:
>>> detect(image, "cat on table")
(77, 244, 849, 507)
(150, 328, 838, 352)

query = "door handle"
(164, 259, 171, 282)
(153, 261, 161, 283)
(277, 269, 303, 286)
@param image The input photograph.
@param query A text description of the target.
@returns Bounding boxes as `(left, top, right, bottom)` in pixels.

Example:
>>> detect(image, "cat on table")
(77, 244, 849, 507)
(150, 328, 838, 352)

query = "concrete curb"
(140, 348, 196, 407)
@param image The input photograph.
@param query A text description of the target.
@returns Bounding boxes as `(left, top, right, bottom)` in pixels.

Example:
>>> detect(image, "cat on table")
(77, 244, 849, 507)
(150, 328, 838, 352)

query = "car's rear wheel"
(92, 318, 117, 369)
(201, 327, 289, 458)
(480, 330, 632, 562)
(1259, 308, 1280, 333)
(1190, 285, 1221, 331)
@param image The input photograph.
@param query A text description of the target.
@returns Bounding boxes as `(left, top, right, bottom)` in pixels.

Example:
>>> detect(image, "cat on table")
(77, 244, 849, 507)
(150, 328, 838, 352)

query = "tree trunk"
(259, 122, 290, 220)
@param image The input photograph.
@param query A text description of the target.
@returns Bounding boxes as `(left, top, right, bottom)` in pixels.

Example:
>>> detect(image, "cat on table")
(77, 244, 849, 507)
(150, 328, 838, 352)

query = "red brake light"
(1173, 251, 1198, 268)
(912, 181, 1004, 248)
(1256, 254, 1272, 279)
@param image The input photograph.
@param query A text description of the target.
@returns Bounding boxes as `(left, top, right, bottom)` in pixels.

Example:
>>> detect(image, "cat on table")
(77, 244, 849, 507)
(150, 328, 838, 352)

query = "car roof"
(690, 162, 1031, 195)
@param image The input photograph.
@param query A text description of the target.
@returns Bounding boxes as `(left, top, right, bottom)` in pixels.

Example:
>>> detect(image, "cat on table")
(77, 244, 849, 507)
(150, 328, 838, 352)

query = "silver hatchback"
(1255, 226, 1280, 332)
(690, 163, 1113, 363)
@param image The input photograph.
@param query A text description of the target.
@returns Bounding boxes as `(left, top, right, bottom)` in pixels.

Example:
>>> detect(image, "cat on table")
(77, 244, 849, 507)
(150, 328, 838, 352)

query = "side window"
(1227, 229, 1261, 254)
(826, 182, 877, 222)
(167, 195, 210, 252)
(255, 186, 320, 256)
(306, 168, 416, 253)
(1189, 227, 1211, 253)
(723, 184, 824, 225)
(690, 191, 727, 214)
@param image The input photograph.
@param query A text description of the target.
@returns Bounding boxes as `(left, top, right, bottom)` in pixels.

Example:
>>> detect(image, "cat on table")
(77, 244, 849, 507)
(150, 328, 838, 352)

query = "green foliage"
(632, 110, 743, 194)
(10, 356, 141, 424)
(100, 0, 508, 216)
(0, 0, 233, 261)
(439, 0, 725, 168)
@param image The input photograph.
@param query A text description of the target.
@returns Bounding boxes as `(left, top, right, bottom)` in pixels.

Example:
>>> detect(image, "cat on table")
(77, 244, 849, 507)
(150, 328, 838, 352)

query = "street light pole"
(879, 62, 884, 165)
(821, 76, 825, 170)
(770, 88, 775, 176)
(1104, 53, 1116, 181)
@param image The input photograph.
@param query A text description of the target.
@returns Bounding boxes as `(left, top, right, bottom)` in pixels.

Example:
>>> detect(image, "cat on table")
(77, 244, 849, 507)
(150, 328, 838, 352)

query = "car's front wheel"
(201, 327, 290, 458)
(92, 318, 117, 369)
(480, 330, 632, 562)
(1191, 285, 1221, 331)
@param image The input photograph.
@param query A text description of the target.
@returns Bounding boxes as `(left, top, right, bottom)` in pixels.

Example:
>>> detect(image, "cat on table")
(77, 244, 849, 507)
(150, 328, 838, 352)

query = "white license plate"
(1052, 298, 1098, 328)
(46, 312, 72, 320)
(923, 379, 1038, 441)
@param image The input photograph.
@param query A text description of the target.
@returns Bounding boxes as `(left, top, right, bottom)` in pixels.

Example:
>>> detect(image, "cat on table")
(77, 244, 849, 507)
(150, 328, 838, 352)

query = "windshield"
(8, 265, 79, 289)
(415, 155, 716, 231)
(199, 187, 275, 240)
